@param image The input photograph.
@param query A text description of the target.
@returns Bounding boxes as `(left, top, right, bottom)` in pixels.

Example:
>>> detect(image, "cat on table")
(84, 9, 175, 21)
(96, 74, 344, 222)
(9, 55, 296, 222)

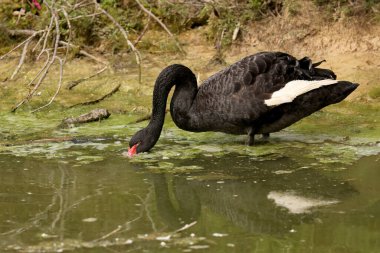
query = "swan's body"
(129, 51, 358, 154)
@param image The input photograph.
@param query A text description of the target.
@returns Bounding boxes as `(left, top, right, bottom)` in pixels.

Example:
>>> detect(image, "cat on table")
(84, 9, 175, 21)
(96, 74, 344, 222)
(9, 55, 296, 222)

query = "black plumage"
(129, 51, 358, 153)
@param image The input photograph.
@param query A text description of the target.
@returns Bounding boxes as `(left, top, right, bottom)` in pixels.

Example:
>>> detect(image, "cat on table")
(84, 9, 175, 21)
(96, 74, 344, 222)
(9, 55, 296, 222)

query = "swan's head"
(128, 127, 160, 157)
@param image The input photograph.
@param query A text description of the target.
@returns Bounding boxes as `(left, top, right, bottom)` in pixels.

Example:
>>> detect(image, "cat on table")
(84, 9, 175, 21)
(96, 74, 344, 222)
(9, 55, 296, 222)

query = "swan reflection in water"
(151, 157, 358, 235)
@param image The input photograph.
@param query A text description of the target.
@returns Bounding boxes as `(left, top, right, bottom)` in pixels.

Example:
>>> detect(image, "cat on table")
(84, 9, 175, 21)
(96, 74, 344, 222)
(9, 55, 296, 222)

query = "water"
(1, 130, 379, 252)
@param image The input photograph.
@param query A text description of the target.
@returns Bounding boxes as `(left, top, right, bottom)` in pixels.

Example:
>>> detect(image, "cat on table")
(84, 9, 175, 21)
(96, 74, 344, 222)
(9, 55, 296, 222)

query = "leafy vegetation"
(312, 0, 380, 17)
(1, 0, 379, 54)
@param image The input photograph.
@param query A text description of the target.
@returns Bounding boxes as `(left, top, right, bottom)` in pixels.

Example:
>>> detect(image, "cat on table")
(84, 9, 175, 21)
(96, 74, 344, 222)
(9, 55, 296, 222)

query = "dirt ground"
(175, 2, 380, 101)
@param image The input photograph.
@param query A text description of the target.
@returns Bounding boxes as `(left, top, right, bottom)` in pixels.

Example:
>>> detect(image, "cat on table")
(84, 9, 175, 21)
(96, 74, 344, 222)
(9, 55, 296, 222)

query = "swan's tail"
(298, 57, 337, 80)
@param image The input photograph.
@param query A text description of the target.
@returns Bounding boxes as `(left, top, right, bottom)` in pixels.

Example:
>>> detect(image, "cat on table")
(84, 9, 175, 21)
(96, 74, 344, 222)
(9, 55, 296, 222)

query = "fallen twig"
(134, 0, 185, 54)
(32, 29, 47, 52)
(69, 12, 102, 21)
(3, 0, 147, 113)
(10, 39, 30, 80)
(0, 30, 43, 60)
(69, 83, 121, 108)
(61, 7, 72, 61)
(66, 66, 108, 90)
(31, 56, 64, 113)
(175, 221, 197, 233)
(7, 29, 38, 37)
(58, 41, 108, 65)
(134, 16, 151, 47)
(37, 13, 55, 59)
(12, 4, 61, 112)
(94, 0, 142, 83)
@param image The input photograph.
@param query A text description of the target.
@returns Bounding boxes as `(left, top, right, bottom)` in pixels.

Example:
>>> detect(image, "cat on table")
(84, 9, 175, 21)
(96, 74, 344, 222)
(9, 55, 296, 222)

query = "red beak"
(127, 144, 138, 157)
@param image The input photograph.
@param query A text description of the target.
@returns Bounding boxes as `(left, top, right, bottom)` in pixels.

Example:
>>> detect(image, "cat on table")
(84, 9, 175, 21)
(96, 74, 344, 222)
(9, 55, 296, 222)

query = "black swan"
(128, 51, 358, 156)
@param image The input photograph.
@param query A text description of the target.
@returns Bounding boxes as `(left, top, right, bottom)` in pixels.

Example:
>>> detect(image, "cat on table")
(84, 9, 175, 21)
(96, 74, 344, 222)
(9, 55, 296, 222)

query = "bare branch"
(7, 29, 37, 36)
(69, 12, 102, 20)
(73, 0, 94, 10)
(4, 0, 150, 112)
(69, 83, 121, 108)
(58, 41, 108, 64)
(37, 14, 55, 59)
(93, 1, 142, 83)
(135, 0, 174, 37)
(61, 7, 72, 61)
(27, 50, 50, 87)
(134, 16, 151, 46)
(0, 30, 42, 60)
(134, 0, 185, 54)
(33, 29, 47, 52)
(77, 47, 107, 64)
(66, 66, 108, 90)
(10, 39, 30, 80)
(31, 56, 64, 113)
(12, 3, 61, 112)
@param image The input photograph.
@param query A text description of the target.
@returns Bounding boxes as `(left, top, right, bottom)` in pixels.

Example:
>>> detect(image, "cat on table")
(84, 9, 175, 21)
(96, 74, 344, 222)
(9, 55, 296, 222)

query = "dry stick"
(33, 29, 47, 52)
(31, 56, 64, 113)
(134, 0, 185, 54)
(7, 29, 37, 36)
(174, 220, 197, 233)
(66, 66, 108, 90)
(12, 4, 60, 112)
(73, 0, 94, 10)
(10, 39, 30, 80)
(77, 47, 107, 64)
(58, 41, 107, 65)
(134, 0, 173, 37)
(30, 5, 69, 113)
(0, 30, 42, 60)
(69, 12, 102, 20)
(27, 50, 50, 87)
(93, 1, 142, 83)
(61, 7, 72, 62)
(69, 83, 121, 108)
(37, 14, 55, 59)
(133, 15, 151, 47)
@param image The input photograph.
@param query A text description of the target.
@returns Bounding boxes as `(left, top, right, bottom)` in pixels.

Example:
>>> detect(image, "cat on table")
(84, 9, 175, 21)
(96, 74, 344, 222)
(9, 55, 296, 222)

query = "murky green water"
(1, 112, 380, 253)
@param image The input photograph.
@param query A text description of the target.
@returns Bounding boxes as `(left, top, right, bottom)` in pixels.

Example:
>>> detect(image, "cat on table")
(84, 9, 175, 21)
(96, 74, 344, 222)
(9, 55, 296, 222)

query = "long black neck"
(146, 64, 198, 145)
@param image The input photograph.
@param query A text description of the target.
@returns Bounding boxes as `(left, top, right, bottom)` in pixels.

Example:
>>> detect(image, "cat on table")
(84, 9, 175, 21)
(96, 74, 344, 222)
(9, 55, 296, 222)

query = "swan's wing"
(198, 52, 291, 96)
(191, 52, 336, 131)
(192, 52, 295, 125)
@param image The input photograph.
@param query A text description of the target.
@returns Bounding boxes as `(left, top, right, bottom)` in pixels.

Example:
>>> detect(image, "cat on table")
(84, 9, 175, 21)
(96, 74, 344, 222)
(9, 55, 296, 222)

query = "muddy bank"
(0, 1, 379, 144)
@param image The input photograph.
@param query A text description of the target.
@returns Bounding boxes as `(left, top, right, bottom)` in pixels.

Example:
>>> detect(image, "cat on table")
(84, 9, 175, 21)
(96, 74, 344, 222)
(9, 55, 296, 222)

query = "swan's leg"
(262, 133, 270, 139)
(247, 128, 256, 146)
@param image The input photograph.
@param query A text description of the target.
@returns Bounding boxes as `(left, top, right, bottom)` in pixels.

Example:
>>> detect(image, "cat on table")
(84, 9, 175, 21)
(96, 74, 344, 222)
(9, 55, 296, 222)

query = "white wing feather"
(264, 79, 338, 106)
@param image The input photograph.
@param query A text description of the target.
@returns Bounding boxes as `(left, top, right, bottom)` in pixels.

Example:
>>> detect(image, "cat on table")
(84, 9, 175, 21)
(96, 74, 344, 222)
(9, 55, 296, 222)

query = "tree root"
(69, 83, 121, 108)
